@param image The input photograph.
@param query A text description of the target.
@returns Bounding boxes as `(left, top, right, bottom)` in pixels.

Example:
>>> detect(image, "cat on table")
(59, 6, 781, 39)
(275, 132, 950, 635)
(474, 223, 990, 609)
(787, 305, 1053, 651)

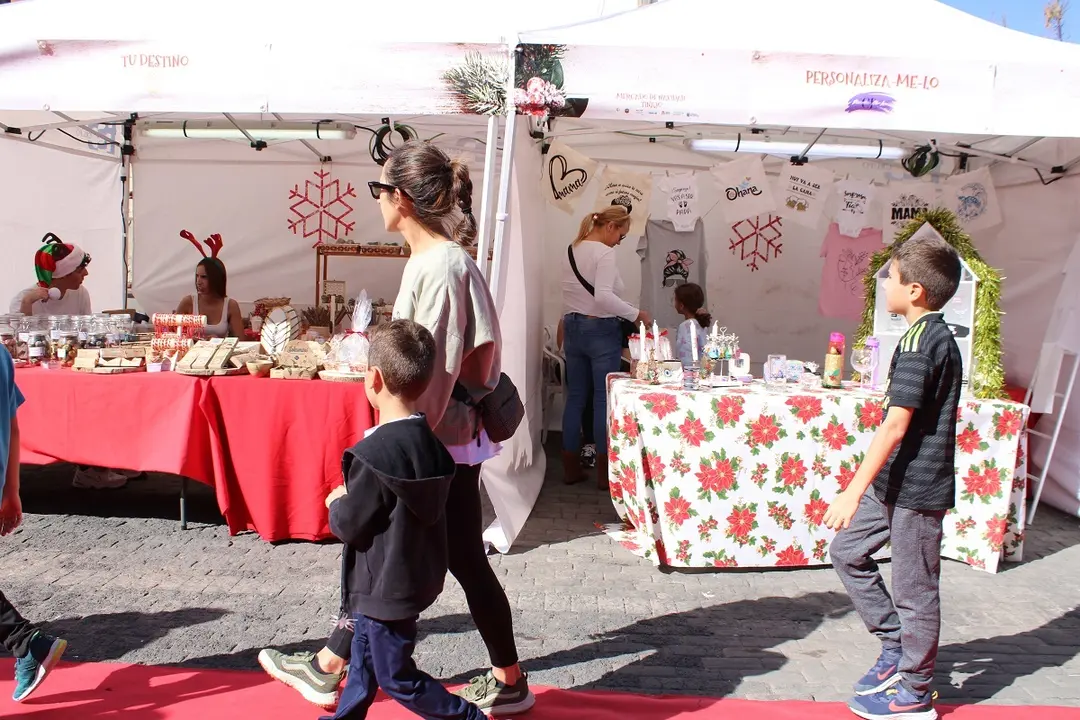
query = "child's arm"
(328, 459, 389, 551)
(824, 406, 912, 530)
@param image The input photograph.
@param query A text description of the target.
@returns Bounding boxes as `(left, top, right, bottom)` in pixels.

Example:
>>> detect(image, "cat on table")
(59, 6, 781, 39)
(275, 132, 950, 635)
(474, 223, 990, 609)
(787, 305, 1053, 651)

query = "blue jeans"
(561, 313, 623, 455)
(325, 615, 484, 720)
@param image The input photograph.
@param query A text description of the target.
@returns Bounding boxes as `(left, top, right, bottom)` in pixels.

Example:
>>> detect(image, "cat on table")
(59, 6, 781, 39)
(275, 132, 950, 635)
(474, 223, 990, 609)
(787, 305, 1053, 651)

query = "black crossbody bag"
(566, 245, 637, 348)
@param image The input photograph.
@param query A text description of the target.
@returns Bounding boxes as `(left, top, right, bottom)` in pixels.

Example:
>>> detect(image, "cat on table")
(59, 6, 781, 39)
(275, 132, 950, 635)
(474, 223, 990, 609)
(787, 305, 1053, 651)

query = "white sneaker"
(72, 467, 128, 489)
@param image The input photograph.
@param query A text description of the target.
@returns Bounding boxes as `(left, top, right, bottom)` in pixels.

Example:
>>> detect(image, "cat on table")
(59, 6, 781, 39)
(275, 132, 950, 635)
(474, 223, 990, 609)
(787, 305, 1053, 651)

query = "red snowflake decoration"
(730, 214, 783, 271)
(288, 170, 357, 247)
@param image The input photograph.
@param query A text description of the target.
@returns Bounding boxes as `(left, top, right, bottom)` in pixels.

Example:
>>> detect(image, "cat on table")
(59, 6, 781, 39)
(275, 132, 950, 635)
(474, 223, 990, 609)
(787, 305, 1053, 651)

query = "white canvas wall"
(131, 127, 491, 315)
(0, 138, 125, 312)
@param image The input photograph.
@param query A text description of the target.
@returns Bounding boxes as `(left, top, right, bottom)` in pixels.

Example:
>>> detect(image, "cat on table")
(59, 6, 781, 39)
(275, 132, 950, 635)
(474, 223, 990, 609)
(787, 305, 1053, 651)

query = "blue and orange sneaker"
(13, 631, 67, 702)
(848, 685, 938, 720)
(854, 646, 902, 695)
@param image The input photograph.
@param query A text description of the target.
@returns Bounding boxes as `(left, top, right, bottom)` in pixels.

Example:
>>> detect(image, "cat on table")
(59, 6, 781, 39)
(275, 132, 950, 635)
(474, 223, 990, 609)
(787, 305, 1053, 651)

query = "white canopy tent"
(517, 0, 1080, 522)
(0, 0, 653, 551)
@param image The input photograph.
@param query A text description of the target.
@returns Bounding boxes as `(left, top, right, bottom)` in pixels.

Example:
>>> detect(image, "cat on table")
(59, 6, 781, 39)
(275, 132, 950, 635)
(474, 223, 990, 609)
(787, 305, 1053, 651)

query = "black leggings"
(327, 463, 519, 668)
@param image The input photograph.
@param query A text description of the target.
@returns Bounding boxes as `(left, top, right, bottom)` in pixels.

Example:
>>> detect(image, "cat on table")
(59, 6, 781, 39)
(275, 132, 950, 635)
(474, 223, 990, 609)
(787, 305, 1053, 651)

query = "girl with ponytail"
(259, 141, 533, 717)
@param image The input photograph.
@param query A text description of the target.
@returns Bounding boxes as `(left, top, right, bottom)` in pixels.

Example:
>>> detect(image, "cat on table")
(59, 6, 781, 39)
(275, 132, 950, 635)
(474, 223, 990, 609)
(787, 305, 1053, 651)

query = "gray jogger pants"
(829, 492, 946, 695)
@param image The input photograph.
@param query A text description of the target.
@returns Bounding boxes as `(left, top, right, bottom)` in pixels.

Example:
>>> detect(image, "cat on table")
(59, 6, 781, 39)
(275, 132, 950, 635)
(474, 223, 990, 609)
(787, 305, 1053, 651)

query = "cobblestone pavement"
(1, 443, 1078, 707)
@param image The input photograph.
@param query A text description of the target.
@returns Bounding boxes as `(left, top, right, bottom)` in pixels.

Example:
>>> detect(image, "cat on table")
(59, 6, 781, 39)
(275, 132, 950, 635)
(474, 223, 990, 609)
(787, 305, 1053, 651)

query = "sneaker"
(579, 444, 597, 469)
(454, 670, 535, 716)
(854, 646, 903, 695)
(848, 685, 938, 720)
(257, 649, 342, 709)
(13, 631, 67, 702)
(72, 467, 128, 489)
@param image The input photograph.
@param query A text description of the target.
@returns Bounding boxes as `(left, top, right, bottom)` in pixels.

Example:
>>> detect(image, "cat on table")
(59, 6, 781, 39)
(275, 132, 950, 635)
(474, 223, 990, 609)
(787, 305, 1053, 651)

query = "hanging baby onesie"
(638, 218, 707, 332)
(942, 167, 1002, 234)
(776, 164, 835, 229)
(661, 172, 701, 232)
(711, 156, 776, 224)
(881, 180, 941, 240)
(818, 222, 883, 320)
(834, 179, 877, 238)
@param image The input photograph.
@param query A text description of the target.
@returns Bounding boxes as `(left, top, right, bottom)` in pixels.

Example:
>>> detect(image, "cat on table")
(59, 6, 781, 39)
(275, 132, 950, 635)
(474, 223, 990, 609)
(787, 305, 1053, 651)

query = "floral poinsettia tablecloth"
(605, 375, 1029, 574)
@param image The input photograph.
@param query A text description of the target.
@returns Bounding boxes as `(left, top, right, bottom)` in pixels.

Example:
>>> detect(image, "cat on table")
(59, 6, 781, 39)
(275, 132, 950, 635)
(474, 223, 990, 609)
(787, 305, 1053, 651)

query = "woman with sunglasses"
(259, 141, 533, 717)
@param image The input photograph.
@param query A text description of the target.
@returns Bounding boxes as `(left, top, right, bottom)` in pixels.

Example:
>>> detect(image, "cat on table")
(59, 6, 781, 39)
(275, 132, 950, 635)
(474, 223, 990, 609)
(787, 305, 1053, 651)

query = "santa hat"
(35, 233, 90, 288)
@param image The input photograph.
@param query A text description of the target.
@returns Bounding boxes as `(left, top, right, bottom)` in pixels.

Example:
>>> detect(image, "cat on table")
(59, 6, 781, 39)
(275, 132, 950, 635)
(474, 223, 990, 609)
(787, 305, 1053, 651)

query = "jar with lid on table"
(15, 315, 32, 362)
(76, 315, 92, 347)
(26, 317, 50, 366)
(112, 315, 135, 344)
(86, 315, 111, 349)
(0, 316, 17, 360)
(55, 316, 79, 365)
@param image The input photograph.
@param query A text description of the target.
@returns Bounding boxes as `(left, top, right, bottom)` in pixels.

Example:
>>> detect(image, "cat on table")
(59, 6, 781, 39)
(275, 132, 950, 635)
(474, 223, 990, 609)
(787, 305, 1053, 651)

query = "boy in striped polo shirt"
(824, 231, 963, 720)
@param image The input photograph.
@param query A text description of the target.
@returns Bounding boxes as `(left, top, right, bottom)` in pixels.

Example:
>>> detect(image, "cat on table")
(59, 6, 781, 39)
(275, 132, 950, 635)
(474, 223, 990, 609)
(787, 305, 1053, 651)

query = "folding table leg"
(180, 477, 188, 530)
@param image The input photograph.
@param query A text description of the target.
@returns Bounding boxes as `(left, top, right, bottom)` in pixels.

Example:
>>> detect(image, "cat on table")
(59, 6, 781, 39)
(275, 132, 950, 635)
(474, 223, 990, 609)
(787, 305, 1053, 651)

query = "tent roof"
(521, 0, 1079, 62)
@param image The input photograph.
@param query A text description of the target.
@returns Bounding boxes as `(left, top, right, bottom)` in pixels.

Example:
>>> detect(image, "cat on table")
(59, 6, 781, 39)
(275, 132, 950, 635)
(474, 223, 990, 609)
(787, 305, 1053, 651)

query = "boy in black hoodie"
(322, 320, 485, 720)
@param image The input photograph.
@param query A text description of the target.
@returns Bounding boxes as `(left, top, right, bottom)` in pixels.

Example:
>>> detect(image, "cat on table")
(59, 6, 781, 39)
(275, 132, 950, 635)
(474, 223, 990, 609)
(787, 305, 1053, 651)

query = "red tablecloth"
(15, 367, 214, 485)
(16, 368, 375, 543)
(201, 375, 374, 542)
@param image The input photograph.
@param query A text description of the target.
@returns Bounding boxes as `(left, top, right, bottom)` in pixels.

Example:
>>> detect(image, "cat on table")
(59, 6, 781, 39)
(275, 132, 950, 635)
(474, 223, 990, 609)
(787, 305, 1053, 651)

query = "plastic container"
(822, 332, 845, 389)
(865, 337, 881, 388)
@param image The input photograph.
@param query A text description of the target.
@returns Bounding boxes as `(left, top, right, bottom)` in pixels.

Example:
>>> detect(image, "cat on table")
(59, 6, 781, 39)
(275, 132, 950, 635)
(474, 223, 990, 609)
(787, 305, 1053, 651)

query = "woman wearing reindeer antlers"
(174, 231, 244, 339)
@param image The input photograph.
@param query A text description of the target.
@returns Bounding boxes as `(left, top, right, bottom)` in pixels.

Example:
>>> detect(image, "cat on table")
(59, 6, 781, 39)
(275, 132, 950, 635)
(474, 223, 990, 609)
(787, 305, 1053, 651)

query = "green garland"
(853, 207, 1006, 400)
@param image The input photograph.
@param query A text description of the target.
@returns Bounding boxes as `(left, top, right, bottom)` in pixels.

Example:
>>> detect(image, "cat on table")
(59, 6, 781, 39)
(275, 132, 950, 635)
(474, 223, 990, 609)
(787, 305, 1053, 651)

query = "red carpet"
(0, 660, 1076, 719)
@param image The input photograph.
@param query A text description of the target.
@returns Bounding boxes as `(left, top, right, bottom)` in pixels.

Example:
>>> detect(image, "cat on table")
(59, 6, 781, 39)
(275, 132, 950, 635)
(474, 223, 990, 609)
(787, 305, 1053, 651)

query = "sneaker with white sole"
(13, 631, 67, 702)
(257, 648, 342, 709)
(454, 670, 535, 716)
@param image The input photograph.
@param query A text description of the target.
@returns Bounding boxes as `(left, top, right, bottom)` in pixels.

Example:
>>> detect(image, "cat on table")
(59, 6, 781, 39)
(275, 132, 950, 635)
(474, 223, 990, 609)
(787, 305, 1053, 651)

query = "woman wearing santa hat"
(8, 233, 93, 317)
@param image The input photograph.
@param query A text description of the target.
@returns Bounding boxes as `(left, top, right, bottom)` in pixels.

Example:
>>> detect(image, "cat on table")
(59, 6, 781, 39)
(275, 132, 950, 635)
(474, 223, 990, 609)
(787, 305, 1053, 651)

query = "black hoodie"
(329, 415, 457, 621)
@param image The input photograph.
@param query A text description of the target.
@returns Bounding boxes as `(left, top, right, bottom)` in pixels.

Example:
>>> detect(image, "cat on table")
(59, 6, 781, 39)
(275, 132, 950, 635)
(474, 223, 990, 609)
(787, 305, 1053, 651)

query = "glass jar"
(86, 315, 110, 349)
(77, 315, 92, 346)
(112, 316, 135, 345)
(822, 332, 845, 389)
(16, 316, 32, 362)
(27, 324, 50, 365)
(0, 315, 16, 359)
(48, 315, 63, 343)
(55, 317, 79, 365)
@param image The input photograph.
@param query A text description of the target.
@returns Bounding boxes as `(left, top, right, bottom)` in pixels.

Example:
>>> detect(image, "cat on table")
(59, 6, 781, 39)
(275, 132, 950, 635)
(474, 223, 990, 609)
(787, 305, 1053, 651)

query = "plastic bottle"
(822, 332, 845, 389)
(865, 337, 880, 388)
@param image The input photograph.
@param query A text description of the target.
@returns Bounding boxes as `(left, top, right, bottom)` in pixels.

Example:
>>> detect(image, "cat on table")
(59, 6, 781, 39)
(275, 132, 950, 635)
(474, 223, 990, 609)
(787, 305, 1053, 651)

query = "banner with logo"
(542, 141, 598, 214)
(881, 180, 941, 239)
(593, 166, 653, 236)
(942, 167, 1002, 234)
(660, 172, 701, 232)
(775, 164, 834, 229)
(711, 157, 776, 223)
(834, 179, 877, 238)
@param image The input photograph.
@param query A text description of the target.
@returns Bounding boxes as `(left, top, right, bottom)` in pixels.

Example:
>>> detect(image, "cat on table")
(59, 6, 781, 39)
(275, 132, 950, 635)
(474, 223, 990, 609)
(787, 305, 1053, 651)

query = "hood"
(346, 415, 458, 526)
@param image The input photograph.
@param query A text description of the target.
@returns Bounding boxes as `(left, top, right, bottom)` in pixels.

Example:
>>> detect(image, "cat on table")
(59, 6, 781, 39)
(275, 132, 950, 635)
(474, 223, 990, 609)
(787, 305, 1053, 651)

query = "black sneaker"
(454, 670, 535, 715)
(579, 444, 597, 469)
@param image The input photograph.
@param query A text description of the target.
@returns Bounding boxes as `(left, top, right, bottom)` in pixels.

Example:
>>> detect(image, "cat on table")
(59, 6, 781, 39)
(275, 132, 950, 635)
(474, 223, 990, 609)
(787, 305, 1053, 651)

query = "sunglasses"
(368, 181, 404, 200)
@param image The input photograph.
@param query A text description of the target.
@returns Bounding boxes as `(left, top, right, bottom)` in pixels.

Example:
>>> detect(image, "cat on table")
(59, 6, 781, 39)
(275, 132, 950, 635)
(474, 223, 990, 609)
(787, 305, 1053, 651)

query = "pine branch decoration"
(442, 52, 507, 116)
(853, 206, 1006, 400)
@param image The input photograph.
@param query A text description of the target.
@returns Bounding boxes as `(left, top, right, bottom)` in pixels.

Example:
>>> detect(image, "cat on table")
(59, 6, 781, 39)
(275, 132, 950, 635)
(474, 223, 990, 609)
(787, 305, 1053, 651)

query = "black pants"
(327, 464, 519, 668)
(0, 590, 34, 658)
(326, 615, 484, 720)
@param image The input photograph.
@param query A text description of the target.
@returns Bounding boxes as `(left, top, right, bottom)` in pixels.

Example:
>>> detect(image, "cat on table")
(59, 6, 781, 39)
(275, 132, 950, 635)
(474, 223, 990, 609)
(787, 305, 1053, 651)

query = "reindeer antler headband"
(180, 229, 224, 258)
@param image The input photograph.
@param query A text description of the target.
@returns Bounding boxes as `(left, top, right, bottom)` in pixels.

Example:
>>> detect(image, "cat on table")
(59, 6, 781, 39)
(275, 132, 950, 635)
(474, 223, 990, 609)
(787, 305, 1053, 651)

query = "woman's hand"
(635, 310, 653, 327)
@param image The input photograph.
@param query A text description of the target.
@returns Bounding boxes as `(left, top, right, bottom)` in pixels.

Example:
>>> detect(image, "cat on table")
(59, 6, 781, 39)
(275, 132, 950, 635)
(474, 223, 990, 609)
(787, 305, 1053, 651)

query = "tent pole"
(488, 46, 520, 294)
(476, 114, 500, 279)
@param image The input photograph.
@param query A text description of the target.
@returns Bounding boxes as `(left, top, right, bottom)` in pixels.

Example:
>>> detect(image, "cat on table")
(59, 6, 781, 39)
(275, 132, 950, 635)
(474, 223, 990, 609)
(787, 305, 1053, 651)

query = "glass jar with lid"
(55, 316, 79, 365)
(15, 315, 32, 362)
(77, 315, 92, 346)
(113, 316, 135, 344)
(26, 316, 50, 366)
(0, 315, 16, 359)
(86, 315, 111, 349)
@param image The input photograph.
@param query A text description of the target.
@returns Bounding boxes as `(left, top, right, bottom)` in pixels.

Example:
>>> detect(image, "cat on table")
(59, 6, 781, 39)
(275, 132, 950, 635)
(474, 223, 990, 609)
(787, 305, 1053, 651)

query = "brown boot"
(596, 454, 610, 491)
(561, 450, 585, 485)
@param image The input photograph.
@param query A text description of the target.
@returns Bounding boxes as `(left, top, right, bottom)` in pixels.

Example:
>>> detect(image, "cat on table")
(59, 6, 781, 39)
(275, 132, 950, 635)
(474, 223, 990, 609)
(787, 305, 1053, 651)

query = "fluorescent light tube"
(140, 123, 356, 142)
(687, 138, 907, 161)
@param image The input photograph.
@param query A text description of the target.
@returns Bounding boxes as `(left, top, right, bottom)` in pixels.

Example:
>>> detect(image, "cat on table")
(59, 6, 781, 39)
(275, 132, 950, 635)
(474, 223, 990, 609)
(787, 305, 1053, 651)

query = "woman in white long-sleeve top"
(561, 205, 651, 488)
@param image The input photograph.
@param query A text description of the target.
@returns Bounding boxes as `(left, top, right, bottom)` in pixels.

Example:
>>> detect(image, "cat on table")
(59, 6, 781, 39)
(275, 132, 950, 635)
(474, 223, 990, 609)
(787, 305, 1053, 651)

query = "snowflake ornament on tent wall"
(288, 170, 357, 247)
(729, 214, 783, 272)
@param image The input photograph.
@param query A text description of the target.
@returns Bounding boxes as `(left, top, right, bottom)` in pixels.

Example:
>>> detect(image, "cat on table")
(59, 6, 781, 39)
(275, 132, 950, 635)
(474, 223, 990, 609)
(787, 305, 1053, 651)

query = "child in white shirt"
(673, 283, 710, 367)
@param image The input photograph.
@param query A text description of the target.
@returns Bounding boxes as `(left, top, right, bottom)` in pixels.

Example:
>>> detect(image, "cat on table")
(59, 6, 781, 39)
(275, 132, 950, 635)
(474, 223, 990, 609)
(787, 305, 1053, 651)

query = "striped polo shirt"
(875, 312, 963, 511)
